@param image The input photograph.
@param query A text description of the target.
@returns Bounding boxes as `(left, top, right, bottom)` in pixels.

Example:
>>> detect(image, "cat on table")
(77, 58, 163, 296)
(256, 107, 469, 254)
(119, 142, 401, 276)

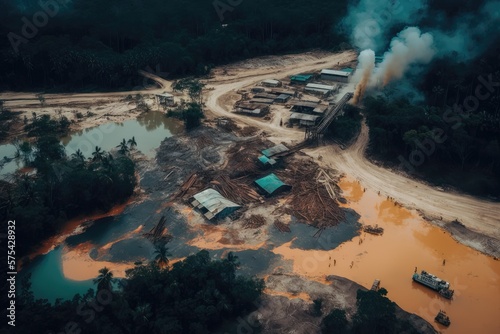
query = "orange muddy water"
(273, 177, 500, 333)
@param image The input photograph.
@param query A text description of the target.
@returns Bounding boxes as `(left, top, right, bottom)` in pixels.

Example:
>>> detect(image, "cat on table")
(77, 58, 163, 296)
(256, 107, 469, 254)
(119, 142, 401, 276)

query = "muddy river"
(274, 178, 500, 333)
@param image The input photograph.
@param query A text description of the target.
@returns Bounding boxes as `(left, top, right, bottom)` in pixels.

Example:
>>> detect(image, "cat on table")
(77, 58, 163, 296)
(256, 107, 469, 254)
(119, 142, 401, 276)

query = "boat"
(435, 310, 451, 326)
(412, 270, 454, 299)
(363, 224, 384, 235)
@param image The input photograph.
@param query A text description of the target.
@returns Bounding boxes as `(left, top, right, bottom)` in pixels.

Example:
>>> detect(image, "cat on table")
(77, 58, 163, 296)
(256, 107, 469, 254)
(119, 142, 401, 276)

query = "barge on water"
(412, 270, 454, 299)
(435, 310, 451, 326)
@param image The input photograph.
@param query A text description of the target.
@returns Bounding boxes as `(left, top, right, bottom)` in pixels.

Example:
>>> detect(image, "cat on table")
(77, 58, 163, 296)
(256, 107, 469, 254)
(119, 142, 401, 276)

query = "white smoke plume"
(352, 49, 375, 104)
(351, 27, 435, 103)
(372, 27, 435, 86)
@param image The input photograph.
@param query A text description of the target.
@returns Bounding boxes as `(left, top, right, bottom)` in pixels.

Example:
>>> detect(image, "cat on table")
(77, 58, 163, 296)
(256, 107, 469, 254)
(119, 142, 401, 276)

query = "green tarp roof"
(258, 155, 277, 165)
(290, 74, 313, 81)
(255, 173, 290, 195)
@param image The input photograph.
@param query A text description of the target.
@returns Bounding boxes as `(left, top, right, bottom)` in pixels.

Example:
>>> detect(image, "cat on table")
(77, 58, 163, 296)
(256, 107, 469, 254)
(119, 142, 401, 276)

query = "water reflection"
(62, 111, 182, 158)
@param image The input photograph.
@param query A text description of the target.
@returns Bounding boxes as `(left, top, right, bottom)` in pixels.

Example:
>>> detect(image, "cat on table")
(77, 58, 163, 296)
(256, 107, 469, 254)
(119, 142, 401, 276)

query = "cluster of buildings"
(234, 67, 354, 127)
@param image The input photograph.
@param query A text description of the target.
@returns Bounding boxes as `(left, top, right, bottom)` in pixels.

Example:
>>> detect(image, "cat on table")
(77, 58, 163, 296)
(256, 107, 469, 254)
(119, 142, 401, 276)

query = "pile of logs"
(210, 174, 263, 204)
(243, 214, 266, 229)
(284, 163, 344, 228)
(143, 215, 173, 244)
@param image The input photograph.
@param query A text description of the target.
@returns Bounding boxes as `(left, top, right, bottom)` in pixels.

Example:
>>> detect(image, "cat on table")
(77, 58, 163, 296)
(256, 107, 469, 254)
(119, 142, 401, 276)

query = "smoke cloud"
(373, 27, 435, 86)
(342, 0, 428, 51)
(351, 27, 435, 103)
(352, 49, 375, 104)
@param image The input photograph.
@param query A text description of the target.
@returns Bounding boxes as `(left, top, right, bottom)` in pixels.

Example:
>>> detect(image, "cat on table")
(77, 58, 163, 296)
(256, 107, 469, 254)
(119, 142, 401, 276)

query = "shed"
(290, 74, 313, 84)
(254, 174, 291, 196)
(289, 113, 320, 126)
(275, 94, 291, 103)
(305, 83, 338, 96)
(312, 105, 327, 115)
(251, 87, 266, 93)
(262, 79, 282, 87)
(290, 101, 319, 113)
(262, 144, 289, 158)
(155, 93, 175, 107)
(249, 98, 275, 104)
(258, 155, 277, 168)
(254, 93, 279, 100)
(191, 188, 241, 220)
(271, 89, 296, 97)
(320, 69, 350, 83)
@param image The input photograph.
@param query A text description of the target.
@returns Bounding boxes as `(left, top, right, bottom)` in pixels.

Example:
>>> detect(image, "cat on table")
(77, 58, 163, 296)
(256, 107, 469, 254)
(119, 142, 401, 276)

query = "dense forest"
(364, 40, 500, 197)
(0, 114, 137, 256)
(11, 251, 265, 334)
(9, 251, 421, 334)
(0, 0, 348, 91)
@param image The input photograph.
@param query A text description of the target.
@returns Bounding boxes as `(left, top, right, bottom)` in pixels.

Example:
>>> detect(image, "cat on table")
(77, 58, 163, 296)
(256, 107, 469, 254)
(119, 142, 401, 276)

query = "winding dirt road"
(203, 51, 500, 249)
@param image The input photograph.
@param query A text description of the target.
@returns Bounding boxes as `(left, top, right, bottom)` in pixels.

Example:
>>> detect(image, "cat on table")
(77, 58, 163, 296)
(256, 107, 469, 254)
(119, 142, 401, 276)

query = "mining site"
(1, 1, 499, 334)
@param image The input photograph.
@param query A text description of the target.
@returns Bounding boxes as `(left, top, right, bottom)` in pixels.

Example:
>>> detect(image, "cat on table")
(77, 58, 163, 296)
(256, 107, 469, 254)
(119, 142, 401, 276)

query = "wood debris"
(243, 214, 267, 229)
(282, 161, 344, 228)
(143, 214, 173, 243)
(210, 174, 263, 204)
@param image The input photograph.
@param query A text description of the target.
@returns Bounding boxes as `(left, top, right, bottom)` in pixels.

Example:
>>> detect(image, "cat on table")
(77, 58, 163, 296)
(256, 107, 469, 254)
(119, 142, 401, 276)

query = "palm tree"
(71, 149, 85, 162)
(226, 251, 240, 267)
(153, 242, 171, 268)
(93, 267, 114, 291)
(117, 139, 129, 155)
(127, 136, 137, 149)
(91, 146, 105, 162)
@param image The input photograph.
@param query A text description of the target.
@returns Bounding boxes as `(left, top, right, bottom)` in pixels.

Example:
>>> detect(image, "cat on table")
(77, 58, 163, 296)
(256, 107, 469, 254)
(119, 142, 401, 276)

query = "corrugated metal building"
(289, 113, 320, 126)
(258, 155, 277, 168)
(305, 83, 338, 97)
(290, 101, 319, 114)
(290, 74, 313, 84)
(320, 69, 350, 83)
(191, 188, 241, 220)
(249, 98, 275, 104)
(262, 144, 289, 158)
(254, 174, 291, 196)
(261, 79, 282, 87)
(275, 94, 291, 103)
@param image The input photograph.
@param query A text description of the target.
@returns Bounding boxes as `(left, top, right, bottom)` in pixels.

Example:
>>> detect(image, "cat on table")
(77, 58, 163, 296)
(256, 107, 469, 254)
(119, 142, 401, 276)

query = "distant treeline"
(0, 0, 348, 91)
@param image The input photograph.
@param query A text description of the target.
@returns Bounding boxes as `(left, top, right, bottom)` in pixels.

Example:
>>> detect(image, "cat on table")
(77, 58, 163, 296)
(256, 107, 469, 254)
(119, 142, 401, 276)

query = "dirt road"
(203, 51, 500, 251)
(311, 121, 500, 241)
